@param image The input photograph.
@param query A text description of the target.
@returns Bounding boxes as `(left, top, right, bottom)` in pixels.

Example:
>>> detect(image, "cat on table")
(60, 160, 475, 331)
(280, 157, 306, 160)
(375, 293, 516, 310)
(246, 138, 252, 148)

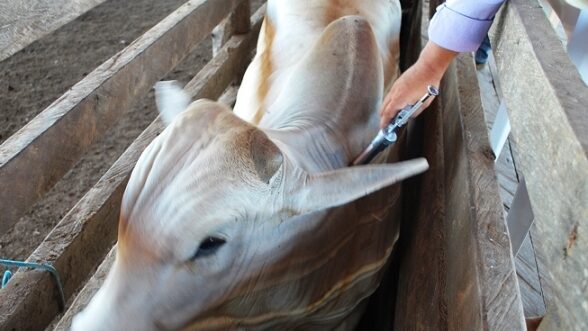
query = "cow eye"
(191, 237, 226, 260)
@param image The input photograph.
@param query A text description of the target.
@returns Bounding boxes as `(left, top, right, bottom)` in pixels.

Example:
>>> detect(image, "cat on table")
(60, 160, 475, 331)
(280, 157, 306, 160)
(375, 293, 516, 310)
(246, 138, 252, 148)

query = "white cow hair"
(154, 80, 191, 125)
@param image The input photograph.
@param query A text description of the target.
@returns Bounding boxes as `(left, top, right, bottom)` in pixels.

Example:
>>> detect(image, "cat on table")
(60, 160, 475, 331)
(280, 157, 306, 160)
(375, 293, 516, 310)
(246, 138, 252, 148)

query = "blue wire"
(0, 259, 65, 311)
(2, 270, 12, 289)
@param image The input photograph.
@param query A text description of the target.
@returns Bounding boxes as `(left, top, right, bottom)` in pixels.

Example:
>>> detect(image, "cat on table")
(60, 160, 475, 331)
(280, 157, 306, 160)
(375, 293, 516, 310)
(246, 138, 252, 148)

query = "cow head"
(71, 82, 428, 331)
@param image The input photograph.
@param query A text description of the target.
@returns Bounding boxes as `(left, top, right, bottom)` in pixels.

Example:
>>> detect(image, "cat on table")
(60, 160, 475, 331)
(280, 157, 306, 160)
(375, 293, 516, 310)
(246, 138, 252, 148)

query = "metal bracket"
(506, 177, 535, 257)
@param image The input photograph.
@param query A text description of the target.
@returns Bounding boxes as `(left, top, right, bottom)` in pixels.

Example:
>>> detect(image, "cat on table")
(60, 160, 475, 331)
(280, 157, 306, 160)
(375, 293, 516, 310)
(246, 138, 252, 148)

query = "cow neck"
(263, 115, 376, 173)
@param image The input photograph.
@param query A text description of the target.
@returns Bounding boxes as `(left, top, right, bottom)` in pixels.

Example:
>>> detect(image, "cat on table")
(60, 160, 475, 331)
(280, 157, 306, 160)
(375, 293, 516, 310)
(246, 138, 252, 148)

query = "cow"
(71, 1, 428, 330)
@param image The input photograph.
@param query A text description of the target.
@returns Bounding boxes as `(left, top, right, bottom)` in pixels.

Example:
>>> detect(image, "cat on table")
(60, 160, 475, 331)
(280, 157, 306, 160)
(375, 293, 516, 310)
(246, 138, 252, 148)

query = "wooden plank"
(452, 53, 525, 330)
(0, 123, 159, 331)
(184, 6, 263, 100)
(439, 59, 487, 331)
(0, 0, 247, 235)
(0, 8, 264, 331)
(212, 17, 232, 57)
(51, 246, 117, 331)
(218, 83, 241, 107)
(394, 2, 448, 328)
(393, 81, 449, 330)
(477, 47, 547, 321)
(490, 0, 588, 329)
(394, 53, 526, 330)
(231, 0, 252, 34)
(516, 233, 547, 318)
(212, 0, 252, 56)
(0, 0, 108, 62)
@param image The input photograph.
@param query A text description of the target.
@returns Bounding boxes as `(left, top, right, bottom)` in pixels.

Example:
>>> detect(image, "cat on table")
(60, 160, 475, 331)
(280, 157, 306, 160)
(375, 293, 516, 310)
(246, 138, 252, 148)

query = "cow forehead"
(119, 165, 261, 263)
(118, 111, 280, 258)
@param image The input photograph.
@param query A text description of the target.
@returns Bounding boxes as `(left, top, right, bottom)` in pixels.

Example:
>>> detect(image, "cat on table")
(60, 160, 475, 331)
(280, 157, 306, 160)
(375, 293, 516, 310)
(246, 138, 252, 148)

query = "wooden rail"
(392, 1, 526, 329)
(0, 0, 109, 61)
(394, 52, 526, 330)
(0, 0, 247, 235)
(490, 0, 588, 329)
(0, 4, 263, 331)
(3, 0, 585, 329)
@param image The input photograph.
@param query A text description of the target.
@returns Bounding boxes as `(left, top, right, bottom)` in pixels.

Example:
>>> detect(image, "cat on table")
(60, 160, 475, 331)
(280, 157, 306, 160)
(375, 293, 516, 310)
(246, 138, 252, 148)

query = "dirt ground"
(0, 0, 216, 266)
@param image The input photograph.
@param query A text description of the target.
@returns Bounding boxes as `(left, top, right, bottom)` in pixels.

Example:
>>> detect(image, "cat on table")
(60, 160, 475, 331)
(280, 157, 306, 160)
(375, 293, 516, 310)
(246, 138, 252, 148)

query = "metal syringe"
(351, 85, 439, 166)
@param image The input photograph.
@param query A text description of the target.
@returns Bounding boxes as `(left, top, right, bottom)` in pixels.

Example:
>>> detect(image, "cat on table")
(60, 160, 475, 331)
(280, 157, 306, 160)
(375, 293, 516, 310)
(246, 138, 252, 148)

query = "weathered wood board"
(0, 7, 264, 331)
(394, 53, 526, 330)
(478, 52, 547, 319)
(490, 0, 588, 329)
(51, 246, 117, 331)
(0, 0, 109, 61)
(212, 0, 252, 56)
(0, 0, 248, 235)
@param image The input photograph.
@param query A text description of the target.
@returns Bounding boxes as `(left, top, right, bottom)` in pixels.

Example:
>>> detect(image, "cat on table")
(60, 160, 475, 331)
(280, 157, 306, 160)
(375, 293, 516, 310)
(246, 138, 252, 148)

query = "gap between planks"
(476, 50, 546, 319)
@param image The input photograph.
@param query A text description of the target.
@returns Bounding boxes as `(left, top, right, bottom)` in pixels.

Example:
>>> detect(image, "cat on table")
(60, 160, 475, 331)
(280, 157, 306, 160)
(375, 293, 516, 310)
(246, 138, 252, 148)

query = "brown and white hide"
(71, 1, 427, 330)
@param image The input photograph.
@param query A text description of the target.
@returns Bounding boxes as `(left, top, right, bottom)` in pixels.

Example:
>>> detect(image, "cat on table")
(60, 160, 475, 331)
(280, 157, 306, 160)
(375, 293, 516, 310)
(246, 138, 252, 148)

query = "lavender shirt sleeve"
(428, 0, 506, 52)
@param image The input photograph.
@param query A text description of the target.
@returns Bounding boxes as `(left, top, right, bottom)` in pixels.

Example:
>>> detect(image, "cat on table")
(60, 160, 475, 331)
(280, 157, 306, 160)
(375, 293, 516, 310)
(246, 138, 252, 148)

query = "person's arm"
(380, 0, 505, 127)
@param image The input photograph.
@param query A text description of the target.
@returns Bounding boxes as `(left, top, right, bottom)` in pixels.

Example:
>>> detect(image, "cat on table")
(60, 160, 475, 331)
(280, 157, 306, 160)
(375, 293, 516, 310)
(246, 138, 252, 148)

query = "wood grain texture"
(212, 17, 232, 57)
(453, 54, 526, 330)
(490, 0, 588, 329)
(218, 84, 241, 107)
(52, 246, 117, 331)
(477, 50, 547, 319)
(0, 0, 247, 235)
(185, 5, 264, 100)
(212, 1, 251, 56)
(0, 8, 264, 331)
(516, 232, 547, 318)
(394, 2, 449, 328)
(394, 85, 449, 330)
(394, 54, 526, 330)
(231, 0, 252, 35)
(212, 1, 252, 57)
(0, 0, 108, 61)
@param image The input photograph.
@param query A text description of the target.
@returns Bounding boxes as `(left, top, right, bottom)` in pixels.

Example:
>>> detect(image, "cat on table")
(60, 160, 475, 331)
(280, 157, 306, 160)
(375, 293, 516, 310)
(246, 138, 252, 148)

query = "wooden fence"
(0, 0, 261, 329)
(0, 0, 586, 330)
(490, 0, 588, 329)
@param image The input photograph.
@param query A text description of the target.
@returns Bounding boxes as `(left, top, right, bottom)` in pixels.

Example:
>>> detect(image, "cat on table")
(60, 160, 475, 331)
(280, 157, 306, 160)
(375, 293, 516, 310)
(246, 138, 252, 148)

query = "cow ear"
(154, 80, 191, 125)
(249, 130, 283, 184)
(286, 158, 428, 215)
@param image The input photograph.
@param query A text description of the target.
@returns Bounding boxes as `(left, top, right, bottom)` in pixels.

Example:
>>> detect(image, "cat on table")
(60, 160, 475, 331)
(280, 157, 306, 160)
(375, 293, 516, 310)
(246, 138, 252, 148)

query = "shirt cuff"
(428, 4, 496, 52)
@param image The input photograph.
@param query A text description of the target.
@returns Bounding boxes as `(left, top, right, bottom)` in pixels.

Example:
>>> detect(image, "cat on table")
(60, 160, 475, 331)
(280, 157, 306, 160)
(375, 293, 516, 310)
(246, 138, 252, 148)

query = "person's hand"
(379, 41, 458, 128)
(379, 62, 440, 128)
